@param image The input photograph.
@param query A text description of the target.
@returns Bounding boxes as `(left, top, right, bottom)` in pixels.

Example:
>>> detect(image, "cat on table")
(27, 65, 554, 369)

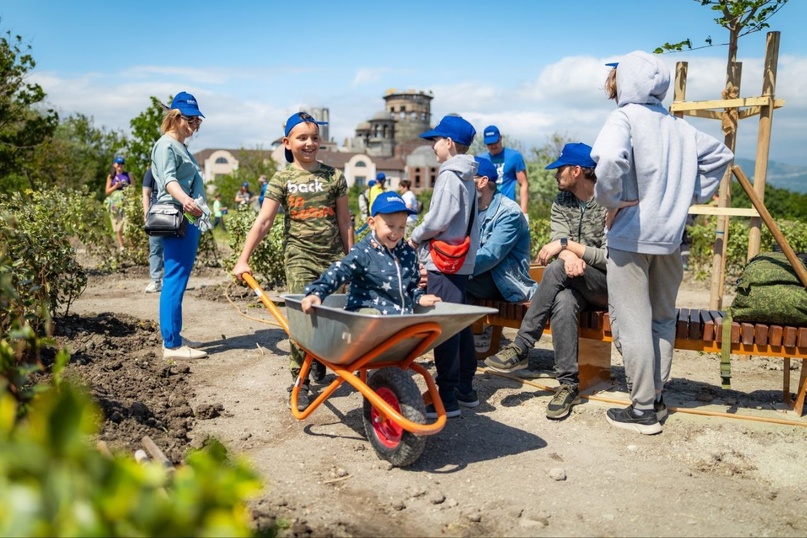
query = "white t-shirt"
(401, 190, 418, 224)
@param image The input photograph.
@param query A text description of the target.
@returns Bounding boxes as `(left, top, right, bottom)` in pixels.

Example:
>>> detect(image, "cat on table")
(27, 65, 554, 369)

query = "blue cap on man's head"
(473, 157, 498, 181)
(170, 91, 204, 117)
(283, 111, 328, 162)
(376, 172, 386, 182)
(483, 125, 501, 145)
(420, 115, 476, 146)
(113, 156, 125, 165)
(545, 143, 596, 170)
(372, 192, 417, 217)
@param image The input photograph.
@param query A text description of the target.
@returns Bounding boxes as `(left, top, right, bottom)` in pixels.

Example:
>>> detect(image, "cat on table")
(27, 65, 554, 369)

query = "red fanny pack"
(429, 237, 471, 274)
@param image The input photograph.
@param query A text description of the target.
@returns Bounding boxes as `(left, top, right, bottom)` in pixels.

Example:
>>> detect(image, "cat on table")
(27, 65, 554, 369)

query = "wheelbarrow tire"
(363, 367, 427, 467)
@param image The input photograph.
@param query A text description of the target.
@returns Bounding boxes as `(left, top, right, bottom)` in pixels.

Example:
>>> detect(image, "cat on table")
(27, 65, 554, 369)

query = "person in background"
(105, 156, 132, 251)
(409, 115, 480, 418)
(151, 91, 208, 360)
(212, 193, 227, 231)
(233, 111, 354, 411)
(592, 52, 733, 434)
(358, 179, 374, 224)
(484, 143, 608, 420)
(368, 172, 386, 209)
(257, 174, 268, 208)
(477, 125, 529, 221)
(398, 179, 419, 237)
(467, 157, 535, 304)
(235, 182, 252, 209)
(141, 166, 164, 293)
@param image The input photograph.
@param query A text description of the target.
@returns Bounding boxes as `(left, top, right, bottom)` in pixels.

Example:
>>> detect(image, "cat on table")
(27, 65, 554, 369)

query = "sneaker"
(654, 396, 668, 421)
(144, 281, 162, 293)
(163, 345, 208, 360)
(181, 337, 203, 349)
(546, 384, 580, 420)
(454, 388, 480, 408)
(484, 344, 528, 372)
(310, 359, 326, 383)
(605, 405, 662, 435)
(287, 382, 311, 412)
(425, 399, 462, 419)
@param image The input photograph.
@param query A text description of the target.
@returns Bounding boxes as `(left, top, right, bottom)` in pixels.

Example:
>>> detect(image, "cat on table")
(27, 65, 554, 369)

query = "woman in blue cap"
(105, 156, 132, 251)
(151, 91, 208, 360)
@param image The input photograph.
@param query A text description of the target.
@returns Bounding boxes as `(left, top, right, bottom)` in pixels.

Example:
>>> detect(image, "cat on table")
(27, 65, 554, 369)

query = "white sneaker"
(163, 345, 208, 360)
(144, 281, 162, 293)
(181, 337, 203, 348)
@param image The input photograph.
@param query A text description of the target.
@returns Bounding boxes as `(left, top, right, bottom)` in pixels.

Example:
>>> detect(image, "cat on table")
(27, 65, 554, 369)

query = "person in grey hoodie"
(410, 115, 480, 418)
(592, 51, 733, 435)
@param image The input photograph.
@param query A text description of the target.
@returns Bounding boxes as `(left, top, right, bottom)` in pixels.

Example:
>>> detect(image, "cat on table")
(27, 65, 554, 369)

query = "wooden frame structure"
(669, 31, 786, 309)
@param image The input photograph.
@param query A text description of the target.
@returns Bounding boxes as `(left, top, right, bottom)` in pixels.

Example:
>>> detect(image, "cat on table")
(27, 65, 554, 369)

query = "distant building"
(194, 89, 441, 194)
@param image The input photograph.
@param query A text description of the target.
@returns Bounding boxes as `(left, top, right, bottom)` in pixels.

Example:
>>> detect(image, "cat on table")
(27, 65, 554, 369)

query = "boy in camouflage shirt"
(233, 112, 354, 411)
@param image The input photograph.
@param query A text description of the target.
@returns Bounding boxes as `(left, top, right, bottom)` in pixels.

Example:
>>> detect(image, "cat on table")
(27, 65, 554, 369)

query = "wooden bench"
(473, 266, 807, 416)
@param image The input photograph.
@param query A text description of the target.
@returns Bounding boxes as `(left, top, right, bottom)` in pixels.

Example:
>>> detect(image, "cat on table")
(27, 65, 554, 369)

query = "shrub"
(223, 210, 286, 289)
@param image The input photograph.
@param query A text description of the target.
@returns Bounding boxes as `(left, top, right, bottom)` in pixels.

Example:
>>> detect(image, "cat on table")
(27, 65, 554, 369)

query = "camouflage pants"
(285, 258, 338, 381)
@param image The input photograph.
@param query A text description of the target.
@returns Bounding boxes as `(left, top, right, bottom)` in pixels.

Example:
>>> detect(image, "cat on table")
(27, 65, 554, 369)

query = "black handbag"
(144, 203, 186, 237)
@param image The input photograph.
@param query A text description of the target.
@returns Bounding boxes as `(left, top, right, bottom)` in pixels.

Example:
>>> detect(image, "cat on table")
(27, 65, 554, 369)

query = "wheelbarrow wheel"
(362, 367, 427, 467)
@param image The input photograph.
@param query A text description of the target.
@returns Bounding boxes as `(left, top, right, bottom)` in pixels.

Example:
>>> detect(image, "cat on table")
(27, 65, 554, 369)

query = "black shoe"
(310, 359, 326, 383)
(287, 382, 311, 412)
(654, 396, 668, 421)
(454, 387, 480, 408)
(605, 405, 662, 435)
(546, 384, 579, 420)
(425, 398, 462, 419)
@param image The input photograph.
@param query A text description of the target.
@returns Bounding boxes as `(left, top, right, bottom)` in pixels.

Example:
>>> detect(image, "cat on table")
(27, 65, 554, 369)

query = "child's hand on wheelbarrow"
(301, 294, 322, 313)
(418, 294, 442, 307)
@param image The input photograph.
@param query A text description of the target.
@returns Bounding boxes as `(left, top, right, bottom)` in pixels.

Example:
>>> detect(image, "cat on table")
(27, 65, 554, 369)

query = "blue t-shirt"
(477, 148, 526, 202)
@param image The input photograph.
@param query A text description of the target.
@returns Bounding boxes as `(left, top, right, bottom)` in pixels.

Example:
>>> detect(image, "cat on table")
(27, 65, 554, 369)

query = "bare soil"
(57, 261, 807, 537)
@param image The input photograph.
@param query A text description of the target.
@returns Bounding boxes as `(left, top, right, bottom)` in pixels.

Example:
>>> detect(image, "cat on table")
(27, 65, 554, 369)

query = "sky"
(3, 0, 806, 166)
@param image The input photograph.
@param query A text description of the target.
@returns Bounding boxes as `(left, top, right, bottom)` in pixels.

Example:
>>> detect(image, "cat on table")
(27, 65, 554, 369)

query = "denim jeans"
(512, 259, 608, 387)
(148, 235, 164, 283)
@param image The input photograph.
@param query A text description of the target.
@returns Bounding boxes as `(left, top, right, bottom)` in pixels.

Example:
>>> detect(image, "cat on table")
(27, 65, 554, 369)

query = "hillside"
(735, 157, 807, 194)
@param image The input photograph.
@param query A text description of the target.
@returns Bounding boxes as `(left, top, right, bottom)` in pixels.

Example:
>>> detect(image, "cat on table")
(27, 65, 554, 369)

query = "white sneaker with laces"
(144, 281, 162, 293)
(163, 345, 208, 360)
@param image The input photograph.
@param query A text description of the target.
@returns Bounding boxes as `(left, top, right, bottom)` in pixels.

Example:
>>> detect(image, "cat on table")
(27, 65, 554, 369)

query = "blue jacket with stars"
(304, 232, 426, 315)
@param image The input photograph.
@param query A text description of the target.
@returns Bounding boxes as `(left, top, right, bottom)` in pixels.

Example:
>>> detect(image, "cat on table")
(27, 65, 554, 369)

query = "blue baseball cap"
(170, 91, 204, 117)
(113, 156, 125, 165)
(367, 179, 377, 187)
(283, 111, 327, 162)
(545, 142, 596, 170)
(483, 125, 501, 145)
(420, 115, 476, 146)
(473, 157, 498, 181)
(242, 182, 249, 188)
(372, 192, 416, 216)
(376, 172, 386, 181)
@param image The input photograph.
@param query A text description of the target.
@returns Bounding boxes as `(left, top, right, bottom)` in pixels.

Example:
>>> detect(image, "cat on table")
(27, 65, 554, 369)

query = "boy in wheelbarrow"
(301, 192, 441, 315)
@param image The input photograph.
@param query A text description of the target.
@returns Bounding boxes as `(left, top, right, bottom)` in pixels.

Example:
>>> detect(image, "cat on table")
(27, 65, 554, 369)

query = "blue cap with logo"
(483, 125, 501, 145)
(473, 157, 498, 181)
(372, 192, 417, 216)
(420, 115, 476, 146)
(170, 91, 204, 117)
(113, 156, 125, 165)
(545, 142, 596, 170)
(283, 111, 327, 163)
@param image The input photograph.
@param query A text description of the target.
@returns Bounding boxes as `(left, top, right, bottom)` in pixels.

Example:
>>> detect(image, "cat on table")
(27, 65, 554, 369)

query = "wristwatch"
(560, 238, 568, 250)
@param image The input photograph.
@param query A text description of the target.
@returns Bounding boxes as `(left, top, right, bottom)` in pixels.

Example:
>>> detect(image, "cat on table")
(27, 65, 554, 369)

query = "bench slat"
(677, 308, 690, 339)
(754, 323, 769, 346)
(799, 328, 807, 348)
(784, 326, 798, 347)
(689, 309, 704, 340)
(769, 325, 783, 347)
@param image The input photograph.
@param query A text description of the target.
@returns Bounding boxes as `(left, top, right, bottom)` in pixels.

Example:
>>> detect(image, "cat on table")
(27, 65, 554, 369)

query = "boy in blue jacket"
(301, 192, 441, 314)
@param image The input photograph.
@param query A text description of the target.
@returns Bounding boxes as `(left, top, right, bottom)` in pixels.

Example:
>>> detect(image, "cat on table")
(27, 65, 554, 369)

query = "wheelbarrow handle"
(241, 273, 291, 337)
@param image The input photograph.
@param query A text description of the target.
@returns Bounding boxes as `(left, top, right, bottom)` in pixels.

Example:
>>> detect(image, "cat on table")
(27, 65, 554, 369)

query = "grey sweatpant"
(606, 248, 683, 411)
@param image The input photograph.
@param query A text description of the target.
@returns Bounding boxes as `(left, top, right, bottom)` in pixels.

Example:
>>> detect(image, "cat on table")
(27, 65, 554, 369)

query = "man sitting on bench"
(484, 143, 608, 420)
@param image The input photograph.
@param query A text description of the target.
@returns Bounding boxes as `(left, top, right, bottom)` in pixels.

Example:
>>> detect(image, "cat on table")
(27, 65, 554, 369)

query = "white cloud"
(28, 53, 807, 166)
